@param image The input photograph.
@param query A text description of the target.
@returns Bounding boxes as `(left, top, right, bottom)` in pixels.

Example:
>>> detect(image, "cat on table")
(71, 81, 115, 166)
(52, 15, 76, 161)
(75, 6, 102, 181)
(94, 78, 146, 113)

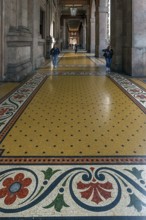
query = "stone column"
(90, 0, 96, 53)
(17, 0, 28, 28)
(47, 0, 54, 50)
(86, 6, 90, 52)
(5, 0, 33, 81)
(31, 0, 40, 69)
(63, 19, 67, 49)
(79, 22, 83, 48)
(49, 0, 55, 48)
(131, 0, 146, 76)
(122, 0, 132, 75)
(9, 0, 18, 29)
(0, 0, 5, 80)
(66, 26, 69, 49)
(56, 7, 61, 47)
(98, 0, 108, 57)
(82, 18, 86, 49)
(95, 0, 99, 57)
(46, 0, 52, 58)
(111, 0, 123, 72)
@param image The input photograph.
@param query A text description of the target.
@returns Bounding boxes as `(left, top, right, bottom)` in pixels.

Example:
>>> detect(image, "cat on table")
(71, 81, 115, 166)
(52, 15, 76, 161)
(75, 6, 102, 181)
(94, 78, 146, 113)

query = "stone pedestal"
(6, 27, 32, 81)
(0, 0, 49, 82)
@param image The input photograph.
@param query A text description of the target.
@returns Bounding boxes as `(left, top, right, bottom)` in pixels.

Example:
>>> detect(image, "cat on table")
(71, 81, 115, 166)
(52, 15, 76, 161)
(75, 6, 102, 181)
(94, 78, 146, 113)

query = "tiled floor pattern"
(109, 73, 146, 113)
(0, 149, 3, 156)
(131, 78, 146, 90)
(0, 164, 146, 219)
(0, 52, 146, 219)
(0, 73, 47, 143)
(140, 79, 146, 84)
(0, 82, 19, 99)
(40, 53, 102, 73)
(1, 74, 146, 156)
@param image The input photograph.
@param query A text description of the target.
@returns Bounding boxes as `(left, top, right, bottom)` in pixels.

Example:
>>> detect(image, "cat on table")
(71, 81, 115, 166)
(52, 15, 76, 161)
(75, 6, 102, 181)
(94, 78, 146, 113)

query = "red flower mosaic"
(77, 179, 113, 205)
(129, 89, 141, 93)
(20, 89, 31, 93)
(0, 173, 32, 205)
(0, 107, 9, 116)
(136, 94, 146, 100)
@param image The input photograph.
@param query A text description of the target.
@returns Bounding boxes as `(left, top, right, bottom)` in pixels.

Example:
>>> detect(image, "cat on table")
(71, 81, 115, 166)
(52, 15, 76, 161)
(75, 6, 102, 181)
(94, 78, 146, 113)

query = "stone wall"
(0, 0, 52, 82)
(4, 0, 33, 81)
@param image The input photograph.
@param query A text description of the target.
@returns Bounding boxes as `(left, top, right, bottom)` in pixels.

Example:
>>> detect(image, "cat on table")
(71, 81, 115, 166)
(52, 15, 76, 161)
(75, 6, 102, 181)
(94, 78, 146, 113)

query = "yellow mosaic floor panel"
(40, 53, 98, 72)
(1, 74, 146, 156)
(1, 53, 146, 220)
(131, 78, 146, 90)
(0, 82, 19, 98)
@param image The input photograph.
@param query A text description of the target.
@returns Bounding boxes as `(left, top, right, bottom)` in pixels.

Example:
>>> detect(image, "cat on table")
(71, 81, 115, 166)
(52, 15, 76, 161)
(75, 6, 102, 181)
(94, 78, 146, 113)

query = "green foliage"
(44, 193, 69, 212)
(42, 168, 60, 181)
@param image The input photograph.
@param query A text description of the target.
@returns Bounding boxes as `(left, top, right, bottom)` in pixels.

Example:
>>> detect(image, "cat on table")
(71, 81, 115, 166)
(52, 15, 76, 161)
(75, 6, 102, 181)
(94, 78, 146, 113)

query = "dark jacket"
(50, 47, 60, 56)
(103, 49, 113, 59)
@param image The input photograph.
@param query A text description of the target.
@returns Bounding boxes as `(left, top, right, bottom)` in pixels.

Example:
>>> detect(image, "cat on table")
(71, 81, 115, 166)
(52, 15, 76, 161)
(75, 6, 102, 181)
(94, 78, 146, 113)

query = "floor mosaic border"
(87, 54, 105, 64)
(0, 156, 146, 165)
(0, 149, 4, 156)
(45, 71, 104, 76)
(109, 73, 146, 113)
(0, 73, 47, 143)
(3, 216, 146, 220)
(0, 163, 146, 219)
(1, 217, 146, 220)
(140, 79, 146, 84)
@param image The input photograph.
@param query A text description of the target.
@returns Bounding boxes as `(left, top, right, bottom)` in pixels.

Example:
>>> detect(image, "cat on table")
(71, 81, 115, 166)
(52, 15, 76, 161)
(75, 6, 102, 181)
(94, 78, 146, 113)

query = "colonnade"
(0, 0, 146, 82)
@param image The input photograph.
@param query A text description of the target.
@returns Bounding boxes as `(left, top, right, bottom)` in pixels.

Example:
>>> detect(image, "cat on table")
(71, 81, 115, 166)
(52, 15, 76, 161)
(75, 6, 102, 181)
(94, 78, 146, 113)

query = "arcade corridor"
(0, 52, 146, 219)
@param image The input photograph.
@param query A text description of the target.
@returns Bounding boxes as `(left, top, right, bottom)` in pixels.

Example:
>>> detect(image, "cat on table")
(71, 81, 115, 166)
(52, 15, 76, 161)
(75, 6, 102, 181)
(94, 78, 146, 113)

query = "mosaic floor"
(0, 52, 146, 220)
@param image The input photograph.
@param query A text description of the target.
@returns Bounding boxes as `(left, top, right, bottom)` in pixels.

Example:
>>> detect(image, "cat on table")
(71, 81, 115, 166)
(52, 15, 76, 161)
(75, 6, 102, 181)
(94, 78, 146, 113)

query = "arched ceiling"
(59, 0, 91, 31)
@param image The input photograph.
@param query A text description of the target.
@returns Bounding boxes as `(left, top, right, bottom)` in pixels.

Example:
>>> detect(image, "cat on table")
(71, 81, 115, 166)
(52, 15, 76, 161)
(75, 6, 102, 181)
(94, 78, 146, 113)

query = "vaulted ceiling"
(59, 0, 91, 31)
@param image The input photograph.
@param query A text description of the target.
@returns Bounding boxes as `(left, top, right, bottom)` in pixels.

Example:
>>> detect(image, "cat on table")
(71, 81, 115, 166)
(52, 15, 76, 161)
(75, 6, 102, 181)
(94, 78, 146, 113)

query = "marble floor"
(0, 52, 146, 220)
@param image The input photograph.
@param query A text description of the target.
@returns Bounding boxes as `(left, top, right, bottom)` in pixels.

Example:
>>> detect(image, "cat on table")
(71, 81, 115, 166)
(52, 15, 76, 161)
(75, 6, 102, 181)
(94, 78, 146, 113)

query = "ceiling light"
(70, 7, 77, 16)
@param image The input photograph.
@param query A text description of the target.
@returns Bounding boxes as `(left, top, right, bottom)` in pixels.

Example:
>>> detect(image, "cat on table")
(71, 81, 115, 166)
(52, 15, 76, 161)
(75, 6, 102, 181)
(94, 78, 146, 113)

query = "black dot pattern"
(1, 54, 146, 157)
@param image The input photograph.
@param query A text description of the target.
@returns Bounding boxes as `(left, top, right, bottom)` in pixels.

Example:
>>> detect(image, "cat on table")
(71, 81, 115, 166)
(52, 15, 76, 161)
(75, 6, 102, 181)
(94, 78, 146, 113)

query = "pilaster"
(0, 0, 5, 80)
(83, 18, 86, 49)
(86, 6, 90, 53)
(122, 0, 132, 75)
(110, 0, 123, 72)
(90, 0, 95, 53)
(131, 0, 146, 76)
(98, 0, 108, 57)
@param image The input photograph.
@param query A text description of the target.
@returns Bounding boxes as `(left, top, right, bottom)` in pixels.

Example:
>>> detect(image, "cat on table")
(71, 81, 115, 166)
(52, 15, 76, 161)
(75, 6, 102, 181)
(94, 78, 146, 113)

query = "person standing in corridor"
(50, 44, 60, 68)
(75, 44, 78, 53)
(102, 45, 113, 73)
